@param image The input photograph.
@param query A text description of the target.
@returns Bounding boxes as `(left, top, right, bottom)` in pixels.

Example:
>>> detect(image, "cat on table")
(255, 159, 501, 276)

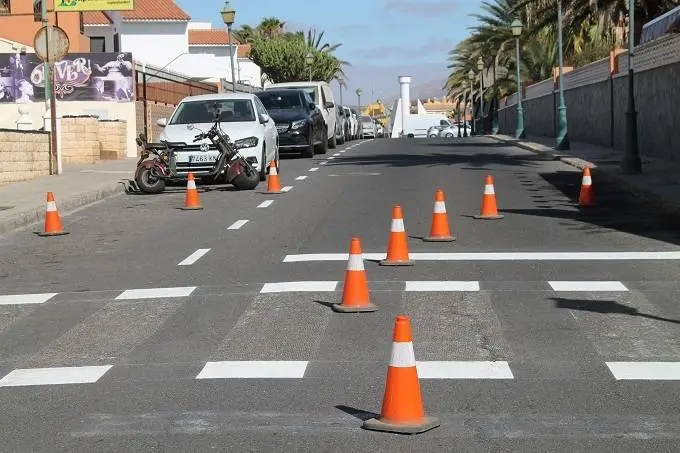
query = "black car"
(255, 89, 325, 158)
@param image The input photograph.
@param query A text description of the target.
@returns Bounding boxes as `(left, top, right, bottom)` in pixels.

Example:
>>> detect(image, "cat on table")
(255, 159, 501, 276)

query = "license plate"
(189, 154, 217, 163)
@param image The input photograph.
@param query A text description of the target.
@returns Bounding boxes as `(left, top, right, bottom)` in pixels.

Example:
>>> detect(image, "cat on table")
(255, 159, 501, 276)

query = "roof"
(119, 0, 190, 22)
(188, 29, 234, 46)
(641, 5, 680, 44)
(237, 44, 251, 58)
(179, 93, 257, 102)
(83, 11, 112, 25)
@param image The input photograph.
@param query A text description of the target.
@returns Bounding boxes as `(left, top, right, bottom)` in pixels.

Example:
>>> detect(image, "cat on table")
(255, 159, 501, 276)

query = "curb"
(489, 134, 680, 220)
(0, 180, 132, 236)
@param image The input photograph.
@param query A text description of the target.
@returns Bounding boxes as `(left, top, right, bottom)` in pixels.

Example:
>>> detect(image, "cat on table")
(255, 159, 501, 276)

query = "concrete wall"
(0, 129, 50, 185)
(498, 34, 680, 161)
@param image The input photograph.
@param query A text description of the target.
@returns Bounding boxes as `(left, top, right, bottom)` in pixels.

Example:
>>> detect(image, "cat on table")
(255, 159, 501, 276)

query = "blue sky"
(176, 0, 484, 103)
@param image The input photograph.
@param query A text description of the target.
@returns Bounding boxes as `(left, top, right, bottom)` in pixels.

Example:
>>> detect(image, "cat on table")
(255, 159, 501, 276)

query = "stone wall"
(98, 120, 127, 160)
(498, 34, 680, 161)
(0, 129, 50, 185)
(60, 116, 129, 163)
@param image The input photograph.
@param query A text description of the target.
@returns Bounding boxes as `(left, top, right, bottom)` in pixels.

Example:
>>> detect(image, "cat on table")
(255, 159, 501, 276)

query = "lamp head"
(305, 52, 314, 66)
(221, 1, 235, 26)
(511, 19, 523, 37)
(477, 57, 483, 71)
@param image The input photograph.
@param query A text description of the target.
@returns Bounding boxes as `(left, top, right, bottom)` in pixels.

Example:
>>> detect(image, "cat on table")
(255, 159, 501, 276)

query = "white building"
(82, 0, 261, 87)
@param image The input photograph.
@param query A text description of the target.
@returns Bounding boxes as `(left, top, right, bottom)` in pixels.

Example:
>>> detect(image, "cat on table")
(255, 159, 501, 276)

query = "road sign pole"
(49, 61, 59, 174)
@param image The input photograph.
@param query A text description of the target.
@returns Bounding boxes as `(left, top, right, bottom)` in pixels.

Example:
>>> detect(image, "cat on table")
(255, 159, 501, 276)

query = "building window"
(0, 0, 10, 15)
(90, 37, 106, 53)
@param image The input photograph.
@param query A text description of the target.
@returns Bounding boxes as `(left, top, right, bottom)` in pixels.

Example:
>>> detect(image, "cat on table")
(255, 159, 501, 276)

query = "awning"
(640, 5, 680, 44)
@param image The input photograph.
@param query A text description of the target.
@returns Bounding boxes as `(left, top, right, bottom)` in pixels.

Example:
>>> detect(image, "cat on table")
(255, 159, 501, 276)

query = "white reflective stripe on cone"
(346, 254, 365, 271)
(187, 180, 197, 189)
(46, 201, 57, 212)
(391, 218, 405, 232)
(270, 166, 278, 176)
(389, 341, 416, 368)
(433, 201, 446, 214)
(582, 176, 592, 185)
(483, 184, 495, 195)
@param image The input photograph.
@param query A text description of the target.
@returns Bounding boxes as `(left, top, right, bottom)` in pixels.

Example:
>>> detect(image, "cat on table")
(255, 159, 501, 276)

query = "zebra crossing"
(0, 279, 679, 388)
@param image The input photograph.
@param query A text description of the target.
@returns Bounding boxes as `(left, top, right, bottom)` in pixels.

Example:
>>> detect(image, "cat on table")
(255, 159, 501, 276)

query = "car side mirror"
(156, 118, 167, 127)
(309, 102, 317, 111)
(259, 113, 270, 124)
(324, 101, 334, 109)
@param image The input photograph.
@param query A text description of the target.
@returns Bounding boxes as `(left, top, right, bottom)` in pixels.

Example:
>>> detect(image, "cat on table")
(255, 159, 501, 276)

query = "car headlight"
(234, 136, 259, 149)
(291, 119, 307, 130)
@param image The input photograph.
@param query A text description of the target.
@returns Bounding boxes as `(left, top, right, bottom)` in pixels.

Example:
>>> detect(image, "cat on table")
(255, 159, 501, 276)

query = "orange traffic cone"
(363, 315, 440, 434)
(423, 189, 456, 242)
(180, 173, 203, 210)
(265, 161, 282, 194)
(380, 205, 414, 266)
(474, 175, 504, 220)
(578, 167, 595, 206)
(37, 192, 69, 236)
(333, 237, 377, 313)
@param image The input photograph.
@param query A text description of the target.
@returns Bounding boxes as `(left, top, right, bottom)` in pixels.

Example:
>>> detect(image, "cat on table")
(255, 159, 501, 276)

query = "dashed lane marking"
(227, 220, 249, 230)
(416, 361, 514, 379)
(281, 186, 293, 192)
(606, 362, 680, 380)
(294, 176, 308, 181)
(332, 153, 340, 156)
(309, 167, 319, 172)
(549, 281, 628, 292)
(0, 293, 58, 305)
(115, 287, 197, 300)
(257, 200, 274, 208)
(196, 361, 308, 379)
(405, 281, 480, 292)
(177, 248, 211, 266)
(320, 161, 328, 165)
(328, 157, 336, 160)
(0, 365, 113, 387)
(260, 281, 338, 293)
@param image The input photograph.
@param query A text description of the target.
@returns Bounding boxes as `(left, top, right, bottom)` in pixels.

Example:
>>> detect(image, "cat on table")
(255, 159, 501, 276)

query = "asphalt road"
(2, 136, 680, 452)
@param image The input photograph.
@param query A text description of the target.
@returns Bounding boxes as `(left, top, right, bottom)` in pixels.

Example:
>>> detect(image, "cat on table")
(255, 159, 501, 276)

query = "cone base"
(473, 214, 504, 220)
(37, 230, 69, 237)
(423, 235, 456, 242)
(179, 206, 204, 210)
(259, 190, 282, 195)
(332, 302, 378, 313)
(362, 415, 440, 435)
(380, 259, 415, 266)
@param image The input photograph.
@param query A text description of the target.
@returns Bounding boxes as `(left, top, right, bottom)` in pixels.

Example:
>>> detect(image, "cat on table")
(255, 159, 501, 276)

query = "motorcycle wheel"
(135, 167, 166, 194)
(231, 165, 260, 190)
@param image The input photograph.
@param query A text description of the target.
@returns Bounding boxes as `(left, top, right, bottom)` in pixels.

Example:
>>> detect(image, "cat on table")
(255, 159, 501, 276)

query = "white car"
(343, 106, 357, 140)
(156, 93, 279, 181)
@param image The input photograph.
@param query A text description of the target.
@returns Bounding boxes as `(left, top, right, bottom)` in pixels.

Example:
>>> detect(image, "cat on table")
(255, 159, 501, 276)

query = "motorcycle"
(134, 104, 261, 194)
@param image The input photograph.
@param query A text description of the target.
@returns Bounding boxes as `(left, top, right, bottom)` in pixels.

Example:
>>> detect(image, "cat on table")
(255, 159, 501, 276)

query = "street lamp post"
(477, 57, 485, 134)
(337, 76, 344, 107)
(305, 52, 314, 82)
(491, 55, 499, 134)
(621, 0, 641, 173)
(556, 0, 570, 150)
(221, 1, 237, 93)
(463, 90, 468, 137)
(511, 18, 526, 139)
(356, 88, 362, 114)
(457, 95, 462, 137)
(468, 69, 476, 135)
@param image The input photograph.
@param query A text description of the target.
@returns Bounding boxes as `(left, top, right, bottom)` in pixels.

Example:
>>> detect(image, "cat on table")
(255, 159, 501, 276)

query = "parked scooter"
(134, 103, 260, 194)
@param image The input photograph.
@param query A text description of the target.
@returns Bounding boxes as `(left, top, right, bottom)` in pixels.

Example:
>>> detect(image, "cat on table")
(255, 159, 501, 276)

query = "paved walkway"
(491, 134, 680, 219)
(0, 159, 136, 235)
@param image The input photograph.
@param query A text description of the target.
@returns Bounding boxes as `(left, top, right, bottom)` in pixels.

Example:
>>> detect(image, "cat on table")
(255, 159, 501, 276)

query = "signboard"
(55, 0, 135, 12)
(34, 26, 70, 63)
(0, 53, 135, 103)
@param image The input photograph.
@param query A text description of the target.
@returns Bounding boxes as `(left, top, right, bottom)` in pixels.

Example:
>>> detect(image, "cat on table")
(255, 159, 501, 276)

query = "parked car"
(405, 114, 452, 138)
(351, 108, 362, 139)
(156, 93, 278, 181)
(254, 89, 325, 158)
(265, 81, 338, 150)
(375, 121, 385, 138)
(343, 106, 356, 140)
(335, 105, 346, 145)
(360, 115, 376, 139)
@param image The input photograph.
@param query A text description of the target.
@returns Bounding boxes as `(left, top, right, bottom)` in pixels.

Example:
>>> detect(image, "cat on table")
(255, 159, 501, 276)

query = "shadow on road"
(327, 151, 549, 170)
(335, 405, 379, 421)
(553, 297, 680, 325)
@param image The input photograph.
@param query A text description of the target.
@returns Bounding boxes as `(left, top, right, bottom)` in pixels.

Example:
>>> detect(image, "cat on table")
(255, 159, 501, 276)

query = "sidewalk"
(0, 159, 136, 235)
(490, 134, 680, 219)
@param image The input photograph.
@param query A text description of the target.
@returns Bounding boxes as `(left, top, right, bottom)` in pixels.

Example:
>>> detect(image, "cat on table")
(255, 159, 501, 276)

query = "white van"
(404, 114, 452, 138)
(265, 81, 338, 150)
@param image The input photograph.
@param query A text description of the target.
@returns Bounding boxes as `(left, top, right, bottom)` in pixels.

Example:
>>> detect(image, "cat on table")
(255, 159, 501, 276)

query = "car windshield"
(278, 86, 316, 102)
(169, 99, 255, 124)
(257, 91, 303, 110)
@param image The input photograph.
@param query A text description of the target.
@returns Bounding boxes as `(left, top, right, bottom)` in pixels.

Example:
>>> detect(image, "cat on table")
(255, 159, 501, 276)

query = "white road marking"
(405, 281, 480, 292)
(295, 176, 308, 181)
(178, 248, 211, 266)
(417, 361, 514, 379)
(282, 251, 680, 262)
(0, 365, 113, 387)
(281, 186, 293, 192)
(115, 287, 197, 300)
(0, 293, 58, 305)
(339, 150, 346, 153)
(333, 153, 340, 156)
(549, 281, 628, 292)
(309, 167, 319, 172)
(227, 220, 249, 230)
(606, 362, 680, 380)
(328, 157, 336, 160)
(257, 200, 274, 208)
(260, 281, 338, 293)
(196, 361, 308, 379)
(320, 161, 328, 165)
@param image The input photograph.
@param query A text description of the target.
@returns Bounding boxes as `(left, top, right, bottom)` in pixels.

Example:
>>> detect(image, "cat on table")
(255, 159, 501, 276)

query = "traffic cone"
(180, 173, 203, 210)
(474, 175, 504, 220)
(363, 315, 440, 435)
(37, 192, 69, 237)
(333, 237, 377, 313)
(423, 189, 456, 242)
(578, 167, 595, 206)
(265, 161, 282, 194)
(380, 205, 414, 266)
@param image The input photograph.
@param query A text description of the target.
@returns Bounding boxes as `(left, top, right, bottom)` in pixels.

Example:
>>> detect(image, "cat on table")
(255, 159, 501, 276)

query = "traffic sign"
(33, 25, 70, 64)
(55, 0, 134, 12)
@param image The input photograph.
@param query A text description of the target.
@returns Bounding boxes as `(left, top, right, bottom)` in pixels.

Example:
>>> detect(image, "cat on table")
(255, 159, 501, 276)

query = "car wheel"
(259, 145, 267, 181)
(329, 128, 337, 149)
(315, 128, 328, 154)
(302, 128, 314, 158)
